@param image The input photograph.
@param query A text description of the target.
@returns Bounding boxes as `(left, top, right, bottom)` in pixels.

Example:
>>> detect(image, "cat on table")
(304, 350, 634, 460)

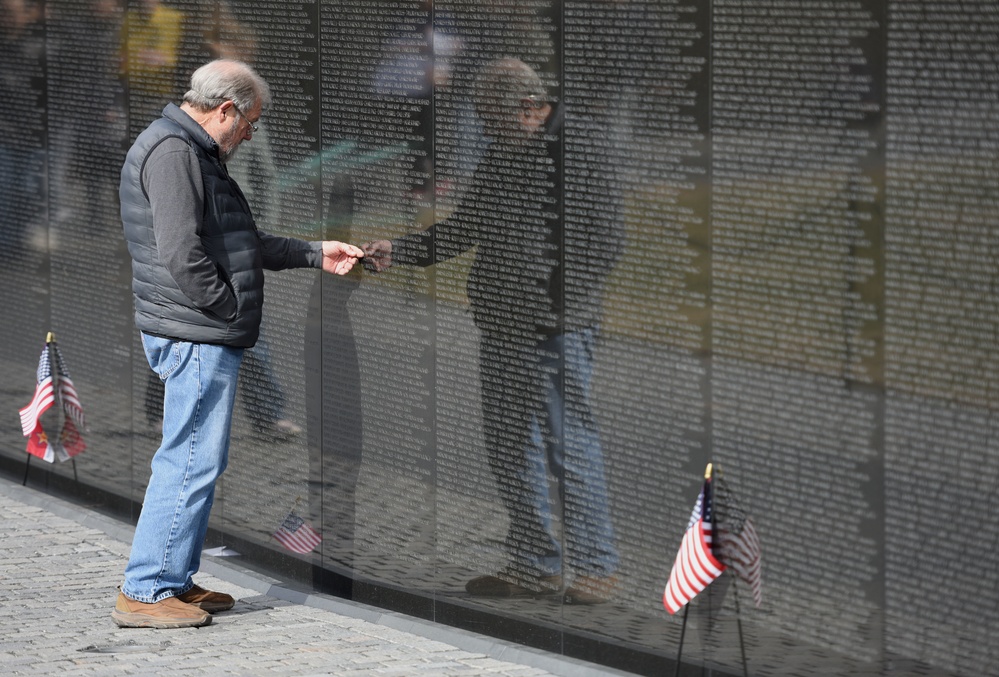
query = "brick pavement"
(0, 480, 626, 677)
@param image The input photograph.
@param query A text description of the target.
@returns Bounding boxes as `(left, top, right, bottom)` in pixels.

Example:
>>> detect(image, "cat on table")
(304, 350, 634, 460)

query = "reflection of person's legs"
(522, 338, 563, 578)
(0, 145, 28, 257)
(556, 328, 618, 578)
(320, 279, 363, 566)
(526, 328, 619, 604)
(122, 334, 243, 603)
(469, 332, 560, 595)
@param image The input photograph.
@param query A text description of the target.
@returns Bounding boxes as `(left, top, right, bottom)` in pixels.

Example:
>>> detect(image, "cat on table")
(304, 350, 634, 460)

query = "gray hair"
(183, 59, 272, 114)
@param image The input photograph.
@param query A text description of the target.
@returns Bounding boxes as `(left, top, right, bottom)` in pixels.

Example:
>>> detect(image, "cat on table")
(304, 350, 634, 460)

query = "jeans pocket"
(141, 333, 184, 380)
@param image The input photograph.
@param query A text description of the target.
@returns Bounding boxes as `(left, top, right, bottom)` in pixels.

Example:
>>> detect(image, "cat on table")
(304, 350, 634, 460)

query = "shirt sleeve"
(257, 231, 324, 270)
(142, 137, 237, 321)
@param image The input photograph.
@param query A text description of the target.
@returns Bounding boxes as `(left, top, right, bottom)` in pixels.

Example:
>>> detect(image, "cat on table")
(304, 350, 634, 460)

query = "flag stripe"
(273, 512, 322, 554)
(19, 378, 55, 435)
(274, 531, 319, 553)
(663, 480, 727, 615)
(59, 376, 86, 428)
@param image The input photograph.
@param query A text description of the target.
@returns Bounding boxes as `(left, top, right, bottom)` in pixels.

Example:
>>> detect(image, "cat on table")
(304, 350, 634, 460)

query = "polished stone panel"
(1, 1, 996, 675)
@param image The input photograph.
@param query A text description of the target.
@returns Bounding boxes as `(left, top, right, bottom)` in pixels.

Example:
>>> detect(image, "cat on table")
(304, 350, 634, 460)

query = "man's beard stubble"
(217, 123, 243, 164)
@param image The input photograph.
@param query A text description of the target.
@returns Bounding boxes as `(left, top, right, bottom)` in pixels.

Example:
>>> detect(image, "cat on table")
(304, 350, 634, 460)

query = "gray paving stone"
(0, 479, 631, 676)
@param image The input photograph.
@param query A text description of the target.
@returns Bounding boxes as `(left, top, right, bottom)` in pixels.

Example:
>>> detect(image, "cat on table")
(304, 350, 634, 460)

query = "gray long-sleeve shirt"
(143, 137, 322, 322)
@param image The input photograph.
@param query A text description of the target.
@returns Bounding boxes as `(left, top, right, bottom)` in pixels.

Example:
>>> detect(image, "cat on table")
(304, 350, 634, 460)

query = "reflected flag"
(273, 511, 322, 554)
(52, 345, 85, 431)
(715, 477, 763, 608)
(18, 341, 87, 463)
(663, 477, 726, 614)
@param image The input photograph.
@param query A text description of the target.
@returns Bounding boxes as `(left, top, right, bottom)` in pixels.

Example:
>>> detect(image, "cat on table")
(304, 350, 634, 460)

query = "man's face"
(217, 101, 259, 164)
(518, 98, 551, 136)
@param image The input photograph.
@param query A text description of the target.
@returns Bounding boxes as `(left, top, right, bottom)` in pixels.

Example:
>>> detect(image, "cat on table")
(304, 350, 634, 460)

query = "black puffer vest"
(120, 104, 265, 348)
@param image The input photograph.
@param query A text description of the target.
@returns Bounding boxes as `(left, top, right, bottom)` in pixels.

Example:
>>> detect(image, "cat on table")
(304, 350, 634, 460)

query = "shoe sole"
(188, 601, 235, 613)
(111, 610, 212, 629)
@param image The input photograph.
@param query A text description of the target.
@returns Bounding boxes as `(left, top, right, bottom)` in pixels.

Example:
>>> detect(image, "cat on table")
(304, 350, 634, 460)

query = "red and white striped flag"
(19, 347, 55, 436)
(715, 477, 763, 608)
(273, 511, 322, 554)
(18, 342, 86, 463)
(663, 477, 726, 614)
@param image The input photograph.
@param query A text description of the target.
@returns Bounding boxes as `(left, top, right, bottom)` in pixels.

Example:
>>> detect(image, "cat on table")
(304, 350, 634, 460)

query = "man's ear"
(218, 100, 235, 123)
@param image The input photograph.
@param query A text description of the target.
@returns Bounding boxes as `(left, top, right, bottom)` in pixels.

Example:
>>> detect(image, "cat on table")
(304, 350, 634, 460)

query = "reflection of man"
(114, 59, 364, 629)
(364, 58, 623, 604)
(0, 0, 44, 259)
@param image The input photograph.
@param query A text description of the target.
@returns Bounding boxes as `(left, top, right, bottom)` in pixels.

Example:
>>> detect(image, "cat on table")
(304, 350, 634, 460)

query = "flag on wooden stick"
(663, 468, 726, 614)
(18, 335, 86, 463)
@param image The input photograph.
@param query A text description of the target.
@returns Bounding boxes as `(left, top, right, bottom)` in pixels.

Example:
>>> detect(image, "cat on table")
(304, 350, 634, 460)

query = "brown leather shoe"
(465, 570, 563, 597)
(111, 592, 211, 628)
(176, 584, 236, 613)
(563, 574, 620, 605)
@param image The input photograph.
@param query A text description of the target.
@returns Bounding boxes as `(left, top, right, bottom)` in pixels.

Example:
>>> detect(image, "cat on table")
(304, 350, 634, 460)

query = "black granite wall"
(1, 1, 996, 675)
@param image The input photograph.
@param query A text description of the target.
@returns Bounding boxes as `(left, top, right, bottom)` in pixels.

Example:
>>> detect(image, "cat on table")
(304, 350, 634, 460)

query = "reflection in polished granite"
(3, 1, 998, 673)
(0, 264, 990, 676)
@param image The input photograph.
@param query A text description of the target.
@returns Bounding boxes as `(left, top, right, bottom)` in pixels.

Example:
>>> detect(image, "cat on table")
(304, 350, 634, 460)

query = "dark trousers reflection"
(307, 175, 363, 595)
(305, 273, 363, 595)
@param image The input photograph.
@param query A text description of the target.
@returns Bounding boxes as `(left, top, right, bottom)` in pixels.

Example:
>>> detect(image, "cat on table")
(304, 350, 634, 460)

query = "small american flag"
(19, 342, 86, 463)
(715, 477, 763, 608)
(663, 477, 726, 614)
(19, 347, 55, 437)
(273, 512, 322, 554)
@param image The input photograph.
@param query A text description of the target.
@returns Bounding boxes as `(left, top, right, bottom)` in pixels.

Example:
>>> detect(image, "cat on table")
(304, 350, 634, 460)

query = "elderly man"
(364, 58, 623, 604)
(114, 59, 363, 628)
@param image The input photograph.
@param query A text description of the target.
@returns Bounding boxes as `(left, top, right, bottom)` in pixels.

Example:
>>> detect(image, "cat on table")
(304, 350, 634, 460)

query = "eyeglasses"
(230, 102, 259, 134)
(523, 94, 547, 109)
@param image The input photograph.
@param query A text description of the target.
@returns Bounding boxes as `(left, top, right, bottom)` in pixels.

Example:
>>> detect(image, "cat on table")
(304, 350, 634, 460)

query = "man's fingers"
(323, 241, 365, 259)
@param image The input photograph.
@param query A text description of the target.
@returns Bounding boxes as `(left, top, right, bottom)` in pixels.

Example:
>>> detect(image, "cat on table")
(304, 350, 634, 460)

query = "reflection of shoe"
(564, 574, 620, 605)
(465, 570, 563, 597)
(111, 592, 211, 628)
(176, 584, 236, 613)
(256, 419, 302, 440)
(272, 419, 302, 437)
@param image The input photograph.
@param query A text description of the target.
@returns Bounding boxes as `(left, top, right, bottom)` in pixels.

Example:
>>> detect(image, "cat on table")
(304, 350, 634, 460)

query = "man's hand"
(362, 240, 393, 272)
(321, 241, 365, 275)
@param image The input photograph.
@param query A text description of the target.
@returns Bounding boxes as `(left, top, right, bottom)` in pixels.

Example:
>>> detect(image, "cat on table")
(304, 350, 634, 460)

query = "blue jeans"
(0, 145, 44, 257)
(122, 334, 244, 602)
(523, 328, 619, 578)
